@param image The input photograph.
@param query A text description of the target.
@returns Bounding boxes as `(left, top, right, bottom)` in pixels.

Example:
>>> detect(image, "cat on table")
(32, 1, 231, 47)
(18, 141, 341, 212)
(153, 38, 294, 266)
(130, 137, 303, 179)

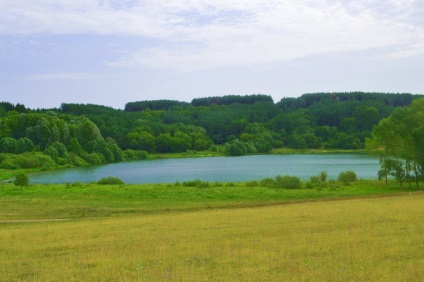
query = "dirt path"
(0, 219, 69, 223)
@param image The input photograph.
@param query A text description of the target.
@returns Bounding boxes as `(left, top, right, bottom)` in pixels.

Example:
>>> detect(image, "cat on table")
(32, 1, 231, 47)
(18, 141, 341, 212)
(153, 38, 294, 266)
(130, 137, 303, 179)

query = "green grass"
(0, 180, 409, 220)
(148, 149, 223, 159)
(271, 147, 367, 154)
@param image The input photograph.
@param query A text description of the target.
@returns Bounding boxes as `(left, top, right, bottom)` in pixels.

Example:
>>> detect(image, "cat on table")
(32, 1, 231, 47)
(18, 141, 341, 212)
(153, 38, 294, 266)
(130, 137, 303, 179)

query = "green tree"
(224, 139, 248, 156)
(353, 106, 380, 131)
(367, 98, 424, 189)
(338, 171, 357, 185)
(17, 137, 35, 153)
(0, 137, 19, 153)
(51, 141, 67, 158)
(156, 133, 173, 153)
(76, 117, 103, 146)
(69, 137, 83, 154)
(44, 145, 59, 161)
(14, 172, 29, 188)
(386, 159, 405, 189)
(126, 131, 156, 152)
(171, 131, 192, 152)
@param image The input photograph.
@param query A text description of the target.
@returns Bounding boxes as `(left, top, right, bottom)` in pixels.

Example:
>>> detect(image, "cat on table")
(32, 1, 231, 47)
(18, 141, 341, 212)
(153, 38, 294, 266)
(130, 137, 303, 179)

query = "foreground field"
(1, 193, 424, 281)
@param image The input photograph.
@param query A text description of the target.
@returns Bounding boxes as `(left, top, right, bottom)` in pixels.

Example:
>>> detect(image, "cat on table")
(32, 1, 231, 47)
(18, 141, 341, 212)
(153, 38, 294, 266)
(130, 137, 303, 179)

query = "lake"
(29, 154, 381, 184)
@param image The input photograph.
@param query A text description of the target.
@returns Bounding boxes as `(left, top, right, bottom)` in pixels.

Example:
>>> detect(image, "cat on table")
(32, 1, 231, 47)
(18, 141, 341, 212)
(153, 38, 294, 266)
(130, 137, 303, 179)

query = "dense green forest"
(0, 92, 423, 171)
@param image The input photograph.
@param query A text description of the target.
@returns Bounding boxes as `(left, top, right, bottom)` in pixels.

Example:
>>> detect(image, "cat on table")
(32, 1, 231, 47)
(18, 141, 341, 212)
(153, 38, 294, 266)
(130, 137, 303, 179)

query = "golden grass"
(1, 194, 424, 281)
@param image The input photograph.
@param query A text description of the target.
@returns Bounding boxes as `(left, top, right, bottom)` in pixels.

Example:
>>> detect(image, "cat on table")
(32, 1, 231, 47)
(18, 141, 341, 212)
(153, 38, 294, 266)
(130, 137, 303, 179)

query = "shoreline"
(2, 148, 369, 182)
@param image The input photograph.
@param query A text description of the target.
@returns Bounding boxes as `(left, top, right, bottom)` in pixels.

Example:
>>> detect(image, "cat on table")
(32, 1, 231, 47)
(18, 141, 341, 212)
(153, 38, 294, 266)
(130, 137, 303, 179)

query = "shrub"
(56, 157, 69, 166)
(338, 171, 357, 184)
(328, 180, 340, 189)
(320, 171, 328, 182)
(275, 175, 301, 189)
(40, 166, 50, 171)
(134, 150, 148, 160)
(44, 146, 59, 161)
(97, 177, 125, 185)
(68, 153, 87, 166)
(309, 176, 320, 184)
(260, 177, 277, 188)
(123, 149, 136, 160)
(81, 152, 105, 164)
(224, 139, 248, 156)
(260, 176, 301, 189)
(124, 150, 148, 160)
(0, 159, 19, 170)
(183, 179, 198, 187)
(196, 180, 210, 188)
(15, 155, 41, 169)
(306, 182, 314, 189)
(182, 179, 209, 188)
(245, 180, 258, 187)
(36, 154, 56, 168)
(14, 172, 29, 188)
(72, 181, 84, 187)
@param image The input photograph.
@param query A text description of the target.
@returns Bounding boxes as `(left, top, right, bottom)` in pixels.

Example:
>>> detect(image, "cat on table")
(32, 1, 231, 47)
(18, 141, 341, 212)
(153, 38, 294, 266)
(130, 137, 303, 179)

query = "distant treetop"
(191, 94, 273, 107)
(0, 102, 27, 117)
(277, 92, 423, 110)
(125, 100, 190, 112)
(124, 95, 274, 112)
(60, 103, 119, 115)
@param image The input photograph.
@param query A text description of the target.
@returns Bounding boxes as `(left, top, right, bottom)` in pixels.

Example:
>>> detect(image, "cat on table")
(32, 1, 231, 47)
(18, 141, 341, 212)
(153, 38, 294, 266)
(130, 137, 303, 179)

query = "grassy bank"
(1, 194, 423, 281)
(0, 180, 412, 221)
(271, 147, 367, 154)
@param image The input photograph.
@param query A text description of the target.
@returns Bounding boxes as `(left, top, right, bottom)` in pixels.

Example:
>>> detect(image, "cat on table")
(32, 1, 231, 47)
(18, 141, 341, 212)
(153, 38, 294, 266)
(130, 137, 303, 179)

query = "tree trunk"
(413, 164, 420, 190)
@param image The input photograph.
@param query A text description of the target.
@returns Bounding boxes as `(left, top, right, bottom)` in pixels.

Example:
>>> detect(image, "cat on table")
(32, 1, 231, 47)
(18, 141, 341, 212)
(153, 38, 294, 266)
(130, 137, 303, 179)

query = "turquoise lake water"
(29, 154, 380, 184)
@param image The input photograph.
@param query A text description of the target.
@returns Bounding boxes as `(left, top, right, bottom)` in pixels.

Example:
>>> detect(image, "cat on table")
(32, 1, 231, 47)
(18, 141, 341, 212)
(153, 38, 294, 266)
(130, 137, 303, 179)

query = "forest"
(0, 92, 423, 172)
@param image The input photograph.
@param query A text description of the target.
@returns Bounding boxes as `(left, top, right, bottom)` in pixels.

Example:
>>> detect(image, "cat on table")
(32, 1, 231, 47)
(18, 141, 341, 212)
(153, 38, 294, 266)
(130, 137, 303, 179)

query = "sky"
(1, 0, 423, 109)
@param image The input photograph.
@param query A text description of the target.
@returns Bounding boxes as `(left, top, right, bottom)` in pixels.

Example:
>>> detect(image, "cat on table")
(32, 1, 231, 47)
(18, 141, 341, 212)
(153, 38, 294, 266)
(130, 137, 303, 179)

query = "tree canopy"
(367, 97, 424, 188)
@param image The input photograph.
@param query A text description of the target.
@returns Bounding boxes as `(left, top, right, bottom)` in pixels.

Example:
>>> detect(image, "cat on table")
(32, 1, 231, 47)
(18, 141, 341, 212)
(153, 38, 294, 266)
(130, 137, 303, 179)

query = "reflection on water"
(30, 154, 380, 184)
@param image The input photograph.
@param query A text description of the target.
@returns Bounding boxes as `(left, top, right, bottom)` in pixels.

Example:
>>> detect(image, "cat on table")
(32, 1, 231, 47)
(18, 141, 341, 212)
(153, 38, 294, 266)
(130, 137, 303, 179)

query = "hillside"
(0, 92, 422, 172)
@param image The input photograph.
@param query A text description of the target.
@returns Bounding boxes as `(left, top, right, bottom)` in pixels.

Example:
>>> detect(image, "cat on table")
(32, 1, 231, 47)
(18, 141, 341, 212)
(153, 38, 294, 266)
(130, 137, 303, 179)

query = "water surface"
(30, 154, 380, 184)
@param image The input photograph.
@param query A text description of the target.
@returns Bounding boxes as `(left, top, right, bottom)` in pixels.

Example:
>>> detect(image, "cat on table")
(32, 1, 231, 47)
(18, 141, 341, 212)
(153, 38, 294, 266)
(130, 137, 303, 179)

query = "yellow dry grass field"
(1, 194, 424, 281)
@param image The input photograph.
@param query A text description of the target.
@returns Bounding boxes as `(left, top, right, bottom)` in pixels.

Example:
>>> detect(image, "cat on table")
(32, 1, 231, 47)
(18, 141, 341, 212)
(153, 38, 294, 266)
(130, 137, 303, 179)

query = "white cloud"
(26, 72, 106, 81)
(1, 0, 423, 70)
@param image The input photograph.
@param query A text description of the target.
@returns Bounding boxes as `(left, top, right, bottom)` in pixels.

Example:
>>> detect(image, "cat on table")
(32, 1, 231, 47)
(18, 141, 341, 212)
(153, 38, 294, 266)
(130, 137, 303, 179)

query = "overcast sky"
(1, 0, 423, 109)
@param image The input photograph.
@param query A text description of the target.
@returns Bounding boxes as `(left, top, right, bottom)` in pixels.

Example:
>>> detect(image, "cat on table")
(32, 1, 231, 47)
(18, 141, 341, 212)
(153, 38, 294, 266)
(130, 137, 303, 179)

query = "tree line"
(1, 92, 423, 171)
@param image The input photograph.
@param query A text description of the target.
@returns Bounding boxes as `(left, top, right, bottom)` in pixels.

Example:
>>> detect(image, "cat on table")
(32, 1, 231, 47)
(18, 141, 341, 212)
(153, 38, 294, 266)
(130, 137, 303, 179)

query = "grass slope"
(1, 194, 423, 281)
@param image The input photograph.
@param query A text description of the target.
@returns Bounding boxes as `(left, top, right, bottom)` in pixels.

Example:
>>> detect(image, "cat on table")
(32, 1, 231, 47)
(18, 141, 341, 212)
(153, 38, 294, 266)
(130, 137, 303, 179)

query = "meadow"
(0, 180, 404, 220)
(1, 191, 424, 281)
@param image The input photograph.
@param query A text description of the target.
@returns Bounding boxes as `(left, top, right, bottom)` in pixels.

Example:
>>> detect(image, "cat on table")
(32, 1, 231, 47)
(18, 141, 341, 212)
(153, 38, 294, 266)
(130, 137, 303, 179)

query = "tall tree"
(367, 98, 424, 188)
